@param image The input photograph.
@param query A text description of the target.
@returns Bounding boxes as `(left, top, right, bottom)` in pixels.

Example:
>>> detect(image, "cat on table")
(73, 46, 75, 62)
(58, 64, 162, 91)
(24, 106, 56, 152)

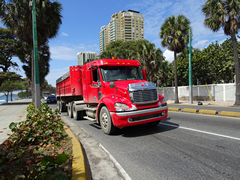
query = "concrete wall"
(158, 83, 236, 102)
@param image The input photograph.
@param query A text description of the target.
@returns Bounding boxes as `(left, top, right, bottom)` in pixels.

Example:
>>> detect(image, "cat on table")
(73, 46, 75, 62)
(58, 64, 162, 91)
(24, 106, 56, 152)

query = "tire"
(99, 106, 116, 135)
(59, 101, 67, 113)
(146, 120, 160, 127)
(68, 102, 73, 118)
(73, 103, 83, 120)
(57, 101, 60, 110)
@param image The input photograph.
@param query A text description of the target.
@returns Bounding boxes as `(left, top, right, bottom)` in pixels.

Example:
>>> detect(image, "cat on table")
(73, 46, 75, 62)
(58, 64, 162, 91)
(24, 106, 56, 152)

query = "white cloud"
(62, 32, 68, 36)
(219, 38, 227, 45)
(45, 67, 69, 87)
(50, 44, 99, 61)
(163, 49, 174, 63)
(126, 0, 227, 51)
(193, 40, 209, 49)
(50, 46, 78, 60)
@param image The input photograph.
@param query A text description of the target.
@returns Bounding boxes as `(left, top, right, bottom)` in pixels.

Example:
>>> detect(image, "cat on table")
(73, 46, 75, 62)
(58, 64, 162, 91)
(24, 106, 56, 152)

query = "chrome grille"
(131, 89, 158, 103)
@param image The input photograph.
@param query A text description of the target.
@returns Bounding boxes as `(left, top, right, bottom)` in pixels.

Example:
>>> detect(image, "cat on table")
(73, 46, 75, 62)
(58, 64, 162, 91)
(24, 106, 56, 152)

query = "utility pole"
(31, 0, 41, 108)
(189, 28, 193, 104)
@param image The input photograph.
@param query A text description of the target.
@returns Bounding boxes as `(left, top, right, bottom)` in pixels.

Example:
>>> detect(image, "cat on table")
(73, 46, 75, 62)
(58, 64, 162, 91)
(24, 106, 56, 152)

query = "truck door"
(89, 68, 101, 103)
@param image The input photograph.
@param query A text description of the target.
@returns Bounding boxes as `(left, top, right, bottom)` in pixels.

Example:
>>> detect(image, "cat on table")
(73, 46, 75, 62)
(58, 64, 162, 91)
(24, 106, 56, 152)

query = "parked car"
(46, 95, 57, 104)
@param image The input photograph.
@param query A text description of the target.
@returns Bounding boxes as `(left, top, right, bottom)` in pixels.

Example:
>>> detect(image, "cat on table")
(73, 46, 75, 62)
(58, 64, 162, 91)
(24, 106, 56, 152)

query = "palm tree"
(160, 15, 191, 103)
(137, 41, 164, 82)
(202, 0, 240, 105)
(1, 0, 62, 102)
(158, 61, 169, 86)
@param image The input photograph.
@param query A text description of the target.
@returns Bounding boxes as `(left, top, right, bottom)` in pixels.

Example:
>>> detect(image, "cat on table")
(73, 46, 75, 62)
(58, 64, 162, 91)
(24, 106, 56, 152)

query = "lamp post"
(189, 28, 193, 104)
(30, 0, 41, 108)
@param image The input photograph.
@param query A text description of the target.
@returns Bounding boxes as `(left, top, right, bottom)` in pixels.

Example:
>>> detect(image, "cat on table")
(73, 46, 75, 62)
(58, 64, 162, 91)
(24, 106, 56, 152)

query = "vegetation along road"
(48, 104, 240, 180)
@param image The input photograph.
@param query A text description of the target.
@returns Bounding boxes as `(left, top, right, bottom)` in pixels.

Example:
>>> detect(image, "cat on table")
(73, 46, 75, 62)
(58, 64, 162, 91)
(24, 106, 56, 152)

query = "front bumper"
(110, 106, 168, 129)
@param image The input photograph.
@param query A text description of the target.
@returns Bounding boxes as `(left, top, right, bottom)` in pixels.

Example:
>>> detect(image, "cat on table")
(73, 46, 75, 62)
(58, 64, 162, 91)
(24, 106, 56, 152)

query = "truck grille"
(131, 89, 158, 104)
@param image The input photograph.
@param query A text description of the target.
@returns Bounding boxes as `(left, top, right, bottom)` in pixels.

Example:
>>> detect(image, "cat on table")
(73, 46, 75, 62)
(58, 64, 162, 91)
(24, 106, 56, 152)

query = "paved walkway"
(0, 99, 31, 144)
(167, 100, 240, 113)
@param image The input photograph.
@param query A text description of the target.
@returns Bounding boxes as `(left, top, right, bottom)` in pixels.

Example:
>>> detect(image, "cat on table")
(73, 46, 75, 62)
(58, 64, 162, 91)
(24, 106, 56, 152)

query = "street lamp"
(30, 0, 41, 108)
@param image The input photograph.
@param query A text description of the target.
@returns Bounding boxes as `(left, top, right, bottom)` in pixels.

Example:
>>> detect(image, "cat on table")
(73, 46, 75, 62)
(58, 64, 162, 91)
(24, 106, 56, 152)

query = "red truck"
(56, 59, 168, 134)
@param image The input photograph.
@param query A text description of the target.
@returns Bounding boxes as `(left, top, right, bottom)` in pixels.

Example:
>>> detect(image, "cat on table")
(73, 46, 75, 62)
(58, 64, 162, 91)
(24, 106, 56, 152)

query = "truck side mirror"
(86, 70, 91, 84)
(142, 69, 147, 80)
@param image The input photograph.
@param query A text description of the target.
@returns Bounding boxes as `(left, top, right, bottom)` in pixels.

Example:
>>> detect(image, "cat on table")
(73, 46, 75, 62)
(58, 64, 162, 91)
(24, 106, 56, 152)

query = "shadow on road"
(118, 117, 179, 137)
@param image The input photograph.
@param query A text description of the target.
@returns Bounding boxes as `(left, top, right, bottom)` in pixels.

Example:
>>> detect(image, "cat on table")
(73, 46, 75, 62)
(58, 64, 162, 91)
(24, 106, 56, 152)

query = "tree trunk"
(231, 34, 240, 105)
(5, 92, 9, 103)
(11, 91, 12, 101)
(174, 51, 179, 103)
(32, 50, 35, 103)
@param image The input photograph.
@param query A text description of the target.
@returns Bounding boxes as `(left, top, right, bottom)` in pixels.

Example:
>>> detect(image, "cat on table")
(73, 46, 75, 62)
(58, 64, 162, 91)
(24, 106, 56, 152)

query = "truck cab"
(56, 59, 168, 135)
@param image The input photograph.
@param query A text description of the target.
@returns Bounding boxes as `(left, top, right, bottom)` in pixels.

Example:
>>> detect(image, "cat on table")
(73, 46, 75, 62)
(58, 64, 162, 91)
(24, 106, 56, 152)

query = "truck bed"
(56, 65, 83, 97)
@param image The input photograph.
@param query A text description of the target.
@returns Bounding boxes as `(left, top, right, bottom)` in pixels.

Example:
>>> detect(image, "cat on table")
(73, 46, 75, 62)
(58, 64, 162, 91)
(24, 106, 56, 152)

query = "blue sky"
(1, 0, 229, 87)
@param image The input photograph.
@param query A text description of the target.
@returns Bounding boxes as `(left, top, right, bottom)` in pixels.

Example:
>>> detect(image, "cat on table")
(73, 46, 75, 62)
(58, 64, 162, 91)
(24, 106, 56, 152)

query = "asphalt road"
(49, 104, 240, 180)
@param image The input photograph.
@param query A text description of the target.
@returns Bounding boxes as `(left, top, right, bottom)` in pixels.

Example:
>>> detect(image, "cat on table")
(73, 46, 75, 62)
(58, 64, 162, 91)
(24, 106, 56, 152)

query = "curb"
(182, 108, 198, 113)
(168, 107, 180, 111)
(219, 111, 240, 118)
(168, 107, 240, 118)
(199, 109, 218, 115)
(64, 125, 89, 180)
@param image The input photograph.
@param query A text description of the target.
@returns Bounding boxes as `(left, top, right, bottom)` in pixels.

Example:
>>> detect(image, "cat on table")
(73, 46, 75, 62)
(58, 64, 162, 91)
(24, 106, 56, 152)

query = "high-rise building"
(99, 25, 109, 53)
(77, 52, 98, 65)
(99, 10, 144, 53)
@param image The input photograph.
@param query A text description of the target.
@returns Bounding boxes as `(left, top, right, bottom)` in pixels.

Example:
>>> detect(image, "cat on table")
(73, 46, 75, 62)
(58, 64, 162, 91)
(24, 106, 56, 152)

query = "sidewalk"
(167, 100, 240, 117)
(0, 99, 31, 144)
(167, 100, 236, 107)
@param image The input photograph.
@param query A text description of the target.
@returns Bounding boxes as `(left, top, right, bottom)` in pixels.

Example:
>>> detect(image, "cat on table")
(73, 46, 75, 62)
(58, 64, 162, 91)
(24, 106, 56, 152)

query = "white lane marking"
(161, 122, 240, 141)
(100, 144, 132, 180)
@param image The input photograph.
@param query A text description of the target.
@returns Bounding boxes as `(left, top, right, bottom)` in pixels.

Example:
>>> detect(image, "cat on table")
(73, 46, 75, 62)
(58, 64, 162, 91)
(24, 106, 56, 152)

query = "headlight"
(159, 97, 167, 107)
(161, 97, 166, 103)
(115, 103, 137, 112)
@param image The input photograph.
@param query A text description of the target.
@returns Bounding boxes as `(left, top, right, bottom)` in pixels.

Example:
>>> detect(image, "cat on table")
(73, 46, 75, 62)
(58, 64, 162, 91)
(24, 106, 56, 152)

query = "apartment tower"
(77, 52, 98, 65)
(99, 10, 144, 53)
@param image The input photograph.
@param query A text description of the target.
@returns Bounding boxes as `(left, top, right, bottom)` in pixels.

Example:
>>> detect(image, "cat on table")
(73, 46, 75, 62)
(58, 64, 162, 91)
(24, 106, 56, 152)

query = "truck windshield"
(100, 66, 143, 82)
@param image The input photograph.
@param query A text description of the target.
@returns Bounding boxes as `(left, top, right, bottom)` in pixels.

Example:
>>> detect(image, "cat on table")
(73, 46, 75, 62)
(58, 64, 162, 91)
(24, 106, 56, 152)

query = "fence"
(158, 83, 236, 102)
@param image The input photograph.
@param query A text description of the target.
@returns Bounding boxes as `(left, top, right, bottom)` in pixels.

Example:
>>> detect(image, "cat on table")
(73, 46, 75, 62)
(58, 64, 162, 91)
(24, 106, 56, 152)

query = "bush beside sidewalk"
(0, 102, 73, 179)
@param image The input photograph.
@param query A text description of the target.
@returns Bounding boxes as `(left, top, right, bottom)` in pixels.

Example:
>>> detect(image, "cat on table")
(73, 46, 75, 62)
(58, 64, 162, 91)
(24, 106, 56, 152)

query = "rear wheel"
(68, 102, 73, 118)
(99, 106, 116, 135)
(73, 103, 83, 120)
(58, 101, 66, 113)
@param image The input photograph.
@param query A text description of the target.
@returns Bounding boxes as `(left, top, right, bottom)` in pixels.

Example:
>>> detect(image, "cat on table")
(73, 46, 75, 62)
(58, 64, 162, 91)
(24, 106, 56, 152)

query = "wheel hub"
(101, 112, 108, 129)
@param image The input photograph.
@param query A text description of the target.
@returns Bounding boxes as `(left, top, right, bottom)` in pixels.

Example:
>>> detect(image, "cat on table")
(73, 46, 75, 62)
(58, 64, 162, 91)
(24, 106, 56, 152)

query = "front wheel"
(99, 106, 116, 135)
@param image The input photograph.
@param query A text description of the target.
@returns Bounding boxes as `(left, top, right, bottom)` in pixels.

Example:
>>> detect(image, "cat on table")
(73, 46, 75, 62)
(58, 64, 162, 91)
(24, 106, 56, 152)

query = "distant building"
(77, 52, 97, 65)
(99, 25, 109, 53)
(99, 10, 144, 53)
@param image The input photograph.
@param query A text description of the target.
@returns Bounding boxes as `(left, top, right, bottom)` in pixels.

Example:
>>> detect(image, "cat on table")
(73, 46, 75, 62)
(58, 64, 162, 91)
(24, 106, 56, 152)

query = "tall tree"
(20, 44, 51, 89)
(160, 15, 191, 103)
(202, 0, 240, 105)
(0, 79, 22, 103)
(100, 40, 165, 83)
(0, 27, 22, 86)
(137, 41, 165, 82)
(1, 0, 62, 102)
